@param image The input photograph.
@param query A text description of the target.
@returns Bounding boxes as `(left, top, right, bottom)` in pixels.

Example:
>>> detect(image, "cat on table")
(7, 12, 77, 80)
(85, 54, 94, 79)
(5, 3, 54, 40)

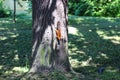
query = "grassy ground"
(0, 15, 120, 80)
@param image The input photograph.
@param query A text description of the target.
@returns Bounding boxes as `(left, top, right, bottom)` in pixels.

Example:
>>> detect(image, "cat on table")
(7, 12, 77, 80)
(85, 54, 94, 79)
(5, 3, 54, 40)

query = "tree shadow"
(68, 16, 120, 75)
(0, 18, 32, 79)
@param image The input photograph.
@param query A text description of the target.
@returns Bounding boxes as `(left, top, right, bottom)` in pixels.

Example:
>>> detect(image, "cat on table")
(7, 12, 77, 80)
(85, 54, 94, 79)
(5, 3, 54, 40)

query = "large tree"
(29, 0, 71, 73)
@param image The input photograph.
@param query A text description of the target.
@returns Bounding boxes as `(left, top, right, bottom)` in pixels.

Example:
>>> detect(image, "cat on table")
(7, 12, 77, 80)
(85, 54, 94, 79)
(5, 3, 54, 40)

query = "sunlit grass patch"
(97, 30, 120, 44)
(12, 67, 29, 73)
(68, 26, 78, 35)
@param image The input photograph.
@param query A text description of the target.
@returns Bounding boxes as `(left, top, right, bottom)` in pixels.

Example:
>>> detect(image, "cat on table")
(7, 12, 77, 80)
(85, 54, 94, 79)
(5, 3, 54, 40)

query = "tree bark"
(30, 0, 71, 73)
(13, 0, 16, 23)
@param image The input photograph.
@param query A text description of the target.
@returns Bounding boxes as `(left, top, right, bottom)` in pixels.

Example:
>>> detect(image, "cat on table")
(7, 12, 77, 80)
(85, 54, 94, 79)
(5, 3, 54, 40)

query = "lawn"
(0, 15, 120, 80)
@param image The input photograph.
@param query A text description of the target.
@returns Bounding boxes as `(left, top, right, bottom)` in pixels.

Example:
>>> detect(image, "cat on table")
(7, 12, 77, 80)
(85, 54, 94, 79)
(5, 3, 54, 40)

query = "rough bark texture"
(30, 0, 71, 73)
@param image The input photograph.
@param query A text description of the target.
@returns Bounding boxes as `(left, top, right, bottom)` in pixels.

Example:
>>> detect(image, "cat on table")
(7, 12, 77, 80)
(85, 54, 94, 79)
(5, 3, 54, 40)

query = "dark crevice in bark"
(50, 24, 54, 69)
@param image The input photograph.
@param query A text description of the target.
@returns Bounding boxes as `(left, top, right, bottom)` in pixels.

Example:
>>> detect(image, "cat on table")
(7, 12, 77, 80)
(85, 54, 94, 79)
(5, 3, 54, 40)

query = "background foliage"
(0, 0, 11, 18)
(69, 0, 120, 17)
(1, 0, 120, 17)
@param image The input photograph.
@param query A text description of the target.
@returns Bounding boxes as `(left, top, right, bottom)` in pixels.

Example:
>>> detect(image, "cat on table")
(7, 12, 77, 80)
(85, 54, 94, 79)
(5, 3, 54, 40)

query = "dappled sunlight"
(0, 36, 7, 40)
(69, 47, 78, 52)
(106, 69, 118, 73)
(0, 20, 11, 23)
(0, 15, 120, 79)
(70, 55, 97, 69)
(103, 36, 120, 44)
(69, 58, 80, 68)
(76, 50, 86, 55)
(0, 18, 32, 79)
(68, 26, 78, 35)
(99, 53, 109, 59)
(0, 32, 19, 41)
(68, 15, 85, 24)
(0, 27, 6, 30)
(0, 65, 3, 69)
(10, 34, 19, 38)
(0, 66, 28, 79)
(96, 30, 120, 44)
(68, 16, 120, 79)
(14, 54, 19, 61)
(80, 56, 92, 67)
(12, 67, 29, 73)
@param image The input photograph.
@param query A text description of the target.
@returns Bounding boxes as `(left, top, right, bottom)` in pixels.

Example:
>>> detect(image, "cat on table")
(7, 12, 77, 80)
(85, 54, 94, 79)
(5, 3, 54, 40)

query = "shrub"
(0, 1, 11, 18)
(69, 0, 120, 17)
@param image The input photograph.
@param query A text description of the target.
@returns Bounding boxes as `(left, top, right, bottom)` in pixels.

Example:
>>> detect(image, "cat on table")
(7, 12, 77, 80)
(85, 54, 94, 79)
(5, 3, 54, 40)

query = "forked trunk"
(30, 0, 71, 73)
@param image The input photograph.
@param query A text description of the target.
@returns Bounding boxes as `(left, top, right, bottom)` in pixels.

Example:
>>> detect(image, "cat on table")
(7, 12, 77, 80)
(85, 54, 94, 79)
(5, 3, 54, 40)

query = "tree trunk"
(30, 0, 71, 73)
(13, 0, 16, 23)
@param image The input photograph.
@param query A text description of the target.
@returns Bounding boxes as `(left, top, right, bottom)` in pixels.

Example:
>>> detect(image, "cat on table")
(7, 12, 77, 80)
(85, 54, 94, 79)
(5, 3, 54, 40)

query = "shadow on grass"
(68, 16, 120, 78)
(0, 16, 120, 80)
(0, 18, 32, 79)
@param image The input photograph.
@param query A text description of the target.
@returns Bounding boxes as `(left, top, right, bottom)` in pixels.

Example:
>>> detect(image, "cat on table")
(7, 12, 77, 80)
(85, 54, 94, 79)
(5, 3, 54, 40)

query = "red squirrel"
(55, 22, 61, 45)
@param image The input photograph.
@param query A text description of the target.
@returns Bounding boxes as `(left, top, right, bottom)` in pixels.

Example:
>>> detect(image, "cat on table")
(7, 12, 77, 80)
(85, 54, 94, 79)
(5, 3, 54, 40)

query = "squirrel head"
(57, 21, 60, 29)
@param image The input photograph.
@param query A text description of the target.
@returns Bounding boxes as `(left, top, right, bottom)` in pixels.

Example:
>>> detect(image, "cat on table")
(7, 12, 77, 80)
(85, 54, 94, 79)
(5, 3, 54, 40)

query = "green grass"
(0, 15, 120, 80)
(68, 15, 120, 80)
(0, 17, 32, 79)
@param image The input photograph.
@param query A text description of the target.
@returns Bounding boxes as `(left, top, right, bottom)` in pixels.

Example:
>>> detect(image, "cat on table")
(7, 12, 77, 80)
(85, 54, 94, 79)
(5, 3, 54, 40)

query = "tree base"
(21, 70, 85, 80)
